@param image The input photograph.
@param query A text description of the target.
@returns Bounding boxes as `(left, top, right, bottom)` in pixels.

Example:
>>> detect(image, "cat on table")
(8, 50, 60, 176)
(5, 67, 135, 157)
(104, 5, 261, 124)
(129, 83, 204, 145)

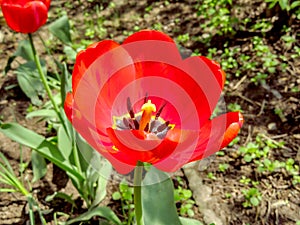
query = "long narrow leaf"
(63, 206, 122, 225)
(0, 152, 14, 174)
(0, 188, 17, 193)
(0, 173, 16, 186)
(0, 122, 84, 181)
(31, 151, 47, 183)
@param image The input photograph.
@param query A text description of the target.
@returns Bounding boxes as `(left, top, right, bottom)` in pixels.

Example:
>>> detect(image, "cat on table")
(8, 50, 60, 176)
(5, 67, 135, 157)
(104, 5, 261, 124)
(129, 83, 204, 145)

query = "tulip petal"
(123, 30, 175, 44)
(106, 128, 178, 164)
(72, 40, 120, 93)
(155, 112, 243, 172)
(1, 0, 49, 33)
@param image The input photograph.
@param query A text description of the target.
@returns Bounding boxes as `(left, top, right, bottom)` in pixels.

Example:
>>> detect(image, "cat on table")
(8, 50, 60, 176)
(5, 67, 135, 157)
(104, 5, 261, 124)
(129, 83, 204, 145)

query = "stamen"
(155, 102, 167, 119)
(127, 97, 135, 119)
(157, 121, 170, 132)
(127, 97, 139, 129)
(144, 93, 149, 104)
(139, 100, 156, 131)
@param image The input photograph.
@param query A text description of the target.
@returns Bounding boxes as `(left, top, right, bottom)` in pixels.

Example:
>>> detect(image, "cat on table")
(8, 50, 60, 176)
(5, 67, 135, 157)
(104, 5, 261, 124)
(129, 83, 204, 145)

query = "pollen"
(141, 100, 156, 113)
(139, 100, 156, 131)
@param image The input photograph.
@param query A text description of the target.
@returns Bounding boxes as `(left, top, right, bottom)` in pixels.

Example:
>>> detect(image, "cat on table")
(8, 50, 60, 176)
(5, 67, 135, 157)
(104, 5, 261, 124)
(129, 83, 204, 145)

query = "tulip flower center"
(112, 97, 174, 139)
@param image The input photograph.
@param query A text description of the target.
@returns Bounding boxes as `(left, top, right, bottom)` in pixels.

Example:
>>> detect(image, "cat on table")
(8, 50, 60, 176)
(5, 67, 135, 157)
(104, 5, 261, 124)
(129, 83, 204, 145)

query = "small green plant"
(256, 158, 284, 173)
(252, 36, 279, 74)
(250, 72, 268, 85)
(112, 181, 135, 224)
(242, 188, 262, 207)
(265, 0, 300, 11)
(0, 152, 46, 224)
(251, 18, 273, 33)
(218, 163, 229, 172)
(239, 135, 283, 163)
(177, 33, 190, 44)
(196, 0, 237, 45)
(239, 142, 267, 163)
(284, 158, 300, 185)
(174, 186, 195, 217)
(239, 176, 259, 186)
(227, 103, 243, 112)
(207, 172, 217, 180)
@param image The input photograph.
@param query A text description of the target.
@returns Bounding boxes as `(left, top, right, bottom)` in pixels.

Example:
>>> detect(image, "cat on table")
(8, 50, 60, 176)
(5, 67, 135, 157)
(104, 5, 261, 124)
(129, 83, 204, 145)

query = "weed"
(177, 33, 190, 44)
(227, 103, 243, 112)
(218, 163, 229, 172)
(112, 181, 135, 224)
(174, 186, 195, 217)
(207, 172, 217, 180)
(242, 188, 262, 207)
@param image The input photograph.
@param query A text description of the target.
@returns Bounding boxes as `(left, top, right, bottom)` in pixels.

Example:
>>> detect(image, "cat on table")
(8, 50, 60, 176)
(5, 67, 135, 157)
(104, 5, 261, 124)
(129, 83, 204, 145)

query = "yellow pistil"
(139, 100, 156, 131)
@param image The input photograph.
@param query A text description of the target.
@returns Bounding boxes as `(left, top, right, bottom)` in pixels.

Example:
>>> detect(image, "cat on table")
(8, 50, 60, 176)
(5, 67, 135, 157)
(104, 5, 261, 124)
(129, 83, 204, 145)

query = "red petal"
(72, 40, 120, 93)
(199, 56, 226, 89)
(1, 0, 49, 33)
(64, 92, 74, 122)
(106, 128, 188, 164)
(123, 30, 175, 44)
(189, 111, 244, 161)
(155, 112, 243, 172)
(220, 112, 244, 148)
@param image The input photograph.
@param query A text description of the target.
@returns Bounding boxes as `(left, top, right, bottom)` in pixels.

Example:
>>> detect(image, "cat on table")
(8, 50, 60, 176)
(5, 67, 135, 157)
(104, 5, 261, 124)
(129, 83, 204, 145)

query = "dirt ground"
(0, 0, 299, 224)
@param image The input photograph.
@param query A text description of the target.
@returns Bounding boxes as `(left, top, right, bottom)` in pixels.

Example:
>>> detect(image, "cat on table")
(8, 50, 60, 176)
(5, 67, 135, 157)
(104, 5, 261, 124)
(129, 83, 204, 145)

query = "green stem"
(27, 195, 36, 225)
(134, 161, 144, 225)
(28, 33, 67, 132)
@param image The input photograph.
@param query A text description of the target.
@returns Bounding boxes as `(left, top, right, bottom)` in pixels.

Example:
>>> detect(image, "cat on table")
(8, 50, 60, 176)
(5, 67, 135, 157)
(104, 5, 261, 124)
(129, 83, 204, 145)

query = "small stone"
(268, 122, 277, 131)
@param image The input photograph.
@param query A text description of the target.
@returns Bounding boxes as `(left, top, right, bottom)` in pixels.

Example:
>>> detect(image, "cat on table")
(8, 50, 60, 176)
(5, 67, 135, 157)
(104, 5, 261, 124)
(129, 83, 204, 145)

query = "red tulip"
(64, 30, 243, 174)
(1, 0, 51, 33)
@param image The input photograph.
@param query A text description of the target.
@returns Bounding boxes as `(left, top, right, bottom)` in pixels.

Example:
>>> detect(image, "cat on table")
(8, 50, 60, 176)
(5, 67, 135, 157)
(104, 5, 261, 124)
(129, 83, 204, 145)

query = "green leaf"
(0, 122, 84, 182)
(180, 217, 203, 225)
(244, 154, 253, 162)
(279, 0, 288, 10)
(63, 206, 122, 225)
(75, 133, 95, 172)
(250, 196, 260, 206)
(0, 188, 17, 193)
(4, 55, 16, 75)
(15, 40, 34, 61)
(63, 46, 78, 62)
(291, 1, 300, 9)
(16, 60, 47, 106)
(31, 151, 47, 183)
(88, 156, 112, 208)
(142, 167, 181, 225)
(0, 152, 14, 174)
(112, 191, 121, 200)
(26, 109, 57, 119)
(58, 125, 72, 160)
(4, 40, 35, 74)
(49, 15, 72, 45)
(61, 62, 70, 105)
(45, 191, 75, 206)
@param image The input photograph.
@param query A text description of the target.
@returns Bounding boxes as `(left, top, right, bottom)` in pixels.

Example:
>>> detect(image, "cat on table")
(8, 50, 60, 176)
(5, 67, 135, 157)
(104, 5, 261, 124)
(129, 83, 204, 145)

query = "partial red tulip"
(64, 30, 244, 174)
(1, 0, 51, 33)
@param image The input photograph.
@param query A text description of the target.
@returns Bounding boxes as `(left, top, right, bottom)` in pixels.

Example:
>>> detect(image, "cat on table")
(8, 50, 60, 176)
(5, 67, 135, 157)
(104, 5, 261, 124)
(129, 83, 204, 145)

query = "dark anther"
(155, 102, 167, 119)
(123, 117, 129, 127)
(144, 123, 149, 132)
(133, 119, 139, 130)
(157, 121, 170, 132)
(144, 93, 149, 104)
(127, 97, 135, 119)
